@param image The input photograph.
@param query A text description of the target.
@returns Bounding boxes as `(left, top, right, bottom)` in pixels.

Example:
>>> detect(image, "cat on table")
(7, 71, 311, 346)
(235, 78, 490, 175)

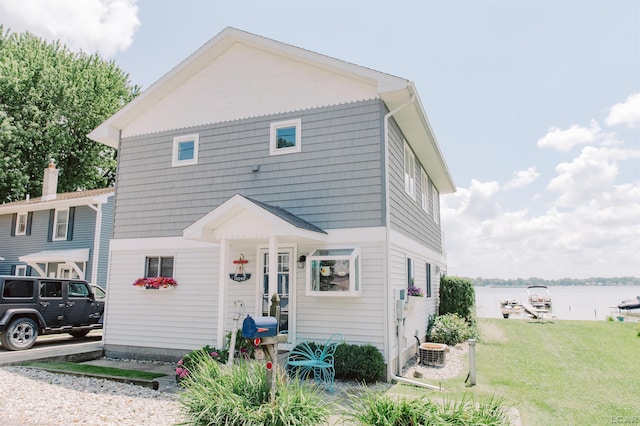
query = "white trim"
(53, 208, 69, 241)
(172, 133, 199, 167)
(217, 238, 228, 346)
(269, 119, 301, 156)
(15, 212, 28, 235)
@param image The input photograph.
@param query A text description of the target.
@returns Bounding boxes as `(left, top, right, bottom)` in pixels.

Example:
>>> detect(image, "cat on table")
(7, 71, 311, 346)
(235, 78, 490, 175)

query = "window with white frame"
(16, 212, 28, 235)
(15, 265, 27, 276)
(145, 256, 174, 277)
(421, 169, 429, 213)
(53, 208, 69, 240)
(431, 182, 440, 224)
(307, 248, 361, 296)
(270, 119, 301, 155)
(172, 134, 199, 167)
(404, 141, 416, 199)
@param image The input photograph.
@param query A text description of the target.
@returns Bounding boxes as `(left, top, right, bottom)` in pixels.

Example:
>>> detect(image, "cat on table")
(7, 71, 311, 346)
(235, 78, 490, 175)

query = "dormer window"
(270, 119, 301, 155)
(172, 134, 199, 167)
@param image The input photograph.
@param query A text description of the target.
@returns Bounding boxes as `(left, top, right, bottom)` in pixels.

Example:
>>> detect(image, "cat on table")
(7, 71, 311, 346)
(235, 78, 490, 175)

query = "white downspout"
(384, 94, 442, 391)
(217, 238, 228, 347)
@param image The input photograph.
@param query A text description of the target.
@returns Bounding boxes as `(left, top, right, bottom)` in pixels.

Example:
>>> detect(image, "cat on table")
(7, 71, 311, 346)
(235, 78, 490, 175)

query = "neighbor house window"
(16, 212, 28, 235)
(404, 141, 416, 199)
(421, 169, 429, 213)
(270, 119, 301, 155)
(426, 263, 432, 298)
(15, 265, 27, 276)
(172, 134, 199, 167)
(53, 208, 69, 240)
(307, 248, 361, 296)
(145, 256, 174, 277)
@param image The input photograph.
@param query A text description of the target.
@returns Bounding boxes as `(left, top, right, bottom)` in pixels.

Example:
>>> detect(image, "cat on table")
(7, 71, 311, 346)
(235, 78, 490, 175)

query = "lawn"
(389, 318, 640, 425)
(23, 361, 165, 380)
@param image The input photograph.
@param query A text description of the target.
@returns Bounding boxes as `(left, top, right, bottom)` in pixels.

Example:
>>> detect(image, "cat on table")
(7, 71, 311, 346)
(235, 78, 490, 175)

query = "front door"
(260, 249, 292, 335)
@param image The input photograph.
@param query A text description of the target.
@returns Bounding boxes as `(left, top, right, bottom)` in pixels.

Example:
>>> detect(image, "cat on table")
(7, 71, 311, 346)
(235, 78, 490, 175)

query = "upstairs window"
(172, 134, 199, 167)
(270, 119, 301, 155)
(53, 208, 69, 240)
(404, 141, 416, 199)
(307, 248, 361, 296)
(431, 182, 440, 224)
(146, 256, 174, 278)
(421, 169, 429, 213)
(16, 212, 28, 235)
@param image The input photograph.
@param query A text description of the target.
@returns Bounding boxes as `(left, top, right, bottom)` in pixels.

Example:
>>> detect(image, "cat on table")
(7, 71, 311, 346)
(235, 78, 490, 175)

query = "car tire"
(68, 330, 90, 338)
(1, 317, 39, 351)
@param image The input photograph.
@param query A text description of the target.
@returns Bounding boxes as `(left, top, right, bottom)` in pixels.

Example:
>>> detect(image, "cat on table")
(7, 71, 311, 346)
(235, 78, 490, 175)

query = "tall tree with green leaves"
(0, 27, 139, 203)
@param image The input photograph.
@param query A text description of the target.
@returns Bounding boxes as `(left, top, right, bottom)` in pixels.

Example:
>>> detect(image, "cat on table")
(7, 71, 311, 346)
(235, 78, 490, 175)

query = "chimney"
(42, 160, 59, 201)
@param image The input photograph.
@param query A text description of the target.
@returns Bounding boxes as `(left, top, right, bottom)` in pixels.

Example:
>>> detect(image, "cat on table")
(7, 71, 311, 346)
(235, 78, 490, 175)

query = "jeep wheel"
(68, 330, 90, 338)
(1, 317, 38, 350)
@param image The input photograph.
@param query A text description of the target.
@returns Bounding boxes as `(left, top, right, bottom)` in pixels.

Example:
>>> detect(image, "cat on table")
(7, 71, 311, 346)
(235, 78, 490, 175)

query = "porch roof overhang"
(183, 194, 328, 243)
(18, 248, 90, 264)
(18, 248, 89, 280)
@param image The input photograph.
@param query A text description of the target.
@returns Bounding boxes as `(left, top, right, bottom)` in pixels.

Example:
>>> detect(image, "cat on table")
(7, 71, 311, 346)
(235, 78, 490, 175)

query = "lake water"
(474, 286, 640, 321)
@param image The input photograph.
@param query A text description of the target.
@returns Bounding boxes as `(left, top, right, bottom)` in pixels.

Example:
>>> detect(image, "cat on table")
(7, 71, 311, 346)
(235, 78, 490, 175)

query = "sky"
(0, 0, 638, 280)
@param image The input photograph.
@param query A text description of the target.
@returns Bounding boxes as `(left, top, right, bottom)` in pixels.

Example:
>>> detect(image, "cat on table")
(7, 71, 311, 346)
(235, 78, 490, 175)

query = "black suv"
(0, 276, 105, 350)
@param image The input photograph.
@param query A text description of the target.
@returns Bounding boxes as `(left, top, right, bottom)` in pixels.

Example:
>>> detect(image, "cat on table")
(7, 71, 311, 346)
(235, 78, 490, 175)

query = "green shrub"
(429, 313, 475, 346)
(178, 353, 330, 426)
(334, 343, 385, 383)
(344, 389, 509, 425)
(288, 341, 386, 383)
(439, 275, 475, 323)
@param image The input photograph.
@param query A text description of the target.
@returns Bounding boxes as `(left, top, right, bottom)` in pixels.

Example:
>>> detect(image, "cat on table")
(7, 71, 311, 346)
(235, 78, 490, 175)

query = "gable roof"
(183, 193, 327, 242)
(89, 27, 455, 193)
(0, 187, 114, 214)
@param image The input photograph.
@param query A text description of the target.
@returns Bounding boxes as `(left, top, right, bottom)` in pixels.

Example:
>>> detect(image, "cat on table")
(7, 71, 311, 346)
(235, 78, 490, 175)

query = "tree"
(0, 27, 139, 203)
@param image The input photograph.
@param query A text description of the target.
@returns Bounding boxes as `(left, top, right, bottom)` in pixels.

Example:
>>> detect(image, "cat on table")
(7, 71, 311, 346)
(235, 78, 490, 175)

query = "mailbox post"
(241, 311, 287, 402)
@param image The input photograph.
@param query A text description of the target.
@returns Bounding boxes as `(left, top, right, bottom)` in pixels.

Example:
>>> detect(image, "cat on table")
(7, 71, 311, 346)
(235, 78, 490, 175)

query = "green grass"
(23, 361, 165, 380)
(390, 319, 640, 425)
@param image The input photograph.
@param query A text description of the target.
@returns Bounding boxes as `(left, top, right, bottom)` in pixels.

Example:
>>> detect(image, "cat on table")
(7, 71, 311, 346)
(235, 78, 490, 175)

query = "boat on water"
(527, 285, 552, 309)
(613, 296, 640, 321)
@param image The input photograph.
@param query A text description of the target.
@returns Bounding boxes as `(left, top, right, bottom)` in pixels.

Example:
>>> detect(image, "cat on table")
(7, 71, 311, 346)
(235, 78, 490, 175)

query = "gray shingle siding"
(113, 99, 387, 238)
(387, 117, 443, 254)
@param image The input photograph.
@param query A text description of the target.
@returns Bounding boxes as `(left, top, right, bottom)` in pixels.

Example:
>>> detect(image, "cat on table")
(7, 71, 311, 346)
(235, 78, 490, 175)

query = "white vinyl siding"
(105, 240, 220, 351)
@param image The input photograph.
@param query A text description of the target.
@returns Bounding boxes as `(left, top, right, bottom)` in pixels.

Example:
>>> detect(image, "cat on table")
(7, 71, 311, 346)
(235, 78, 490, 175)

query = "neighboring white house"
(89, 27, 455, 379)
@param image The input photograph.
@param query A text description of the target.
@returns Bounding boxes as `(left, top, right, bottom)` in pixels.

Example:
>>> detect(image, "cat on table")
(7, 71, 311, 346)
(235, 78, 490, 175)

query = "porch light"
(297, 255, 306, 269)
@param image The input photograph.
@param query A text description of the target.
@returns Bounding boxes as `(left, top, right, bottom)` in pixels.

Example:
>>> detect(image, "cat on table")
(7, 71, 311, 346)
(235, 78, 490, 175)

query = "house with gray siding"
(89, 27, 455, 379)
(0, 162, 114, 288)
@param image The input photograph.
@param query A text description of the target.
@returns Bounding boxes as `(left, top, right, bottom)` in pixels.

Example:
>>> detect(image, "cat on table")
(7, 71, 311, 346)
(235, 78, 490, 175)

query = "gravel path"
(0, 367, 183, 425)
(0, 345, 468, 426)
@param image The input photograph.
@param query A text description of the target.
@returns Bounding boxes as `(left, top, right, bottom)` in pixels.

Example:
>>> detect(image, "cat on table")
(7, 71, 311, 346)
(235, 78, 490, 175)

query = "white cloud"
(537, 119, 601, 151)
(0, 0, 139, 57)
(606, 92, 640, 127)
(503, 167, 539, 190)
(441, 145, 640, 279)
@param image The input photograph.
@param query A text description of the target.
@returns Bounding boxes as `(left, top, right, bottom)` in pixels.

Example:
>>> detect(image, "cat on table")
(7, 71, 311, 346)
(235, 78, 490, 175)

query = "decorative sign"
(230, 254, 252, 282)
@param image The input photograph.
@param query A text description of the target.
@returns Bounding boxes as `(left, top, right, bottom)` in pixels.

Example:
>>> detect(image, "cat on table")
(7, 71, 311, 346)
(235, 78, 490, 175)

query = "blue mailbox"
(242, 315, 278, 339)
